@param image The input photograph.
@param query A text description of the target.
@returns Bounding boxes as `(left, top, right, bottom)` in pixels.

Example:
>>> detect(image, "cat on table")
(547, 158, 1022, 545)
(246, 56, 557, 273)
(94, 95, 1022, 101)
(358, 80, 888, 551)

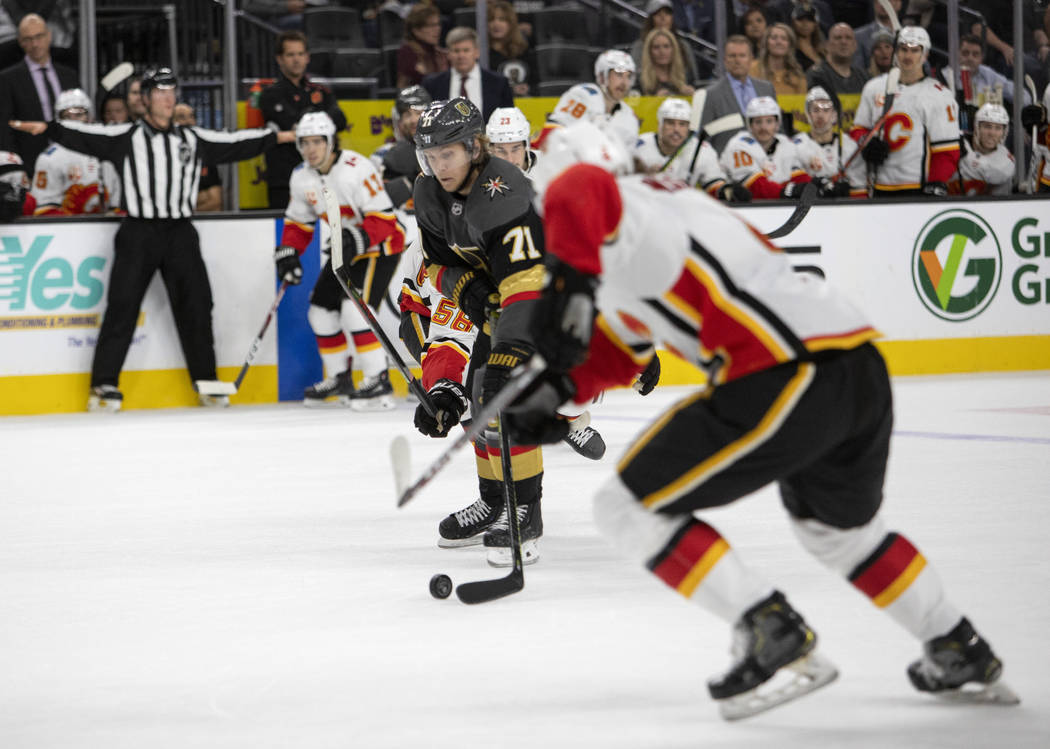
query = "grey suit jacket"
(698, 75, 776, 154)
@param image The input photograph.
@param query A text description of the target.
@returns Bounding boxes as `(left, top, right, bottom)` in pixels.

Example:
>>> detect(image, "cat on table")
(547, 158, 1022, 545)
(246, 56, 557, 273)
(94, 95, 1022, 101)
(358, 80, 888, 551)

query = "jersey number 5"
(503, 225, 541, 262)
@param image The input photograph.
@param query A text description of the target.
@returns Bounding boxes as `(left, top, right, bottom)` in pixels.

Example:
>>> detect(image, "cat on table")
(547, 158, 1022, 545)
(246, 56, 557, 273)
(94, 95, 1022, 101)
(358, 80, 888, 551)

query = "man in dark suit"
(0, 13, 77, 176)
(698, 34, 776, 154)
(421, 26, 513, 123)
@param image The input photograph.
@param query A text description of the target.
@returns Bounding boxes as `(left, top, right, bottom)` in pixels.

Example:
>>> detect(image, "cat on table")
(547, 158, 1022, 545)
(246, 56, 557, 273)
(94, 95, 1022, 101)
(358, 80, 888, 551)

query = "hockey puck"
(429, 573, 453, 599)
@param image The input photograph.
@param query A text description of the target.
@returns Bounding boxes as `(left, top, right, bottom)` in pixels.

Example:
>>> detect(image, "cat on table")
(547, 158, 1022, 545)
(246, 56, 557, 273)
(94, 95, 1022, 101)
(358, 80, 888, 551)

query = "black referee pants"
(91, 218, 216, 388)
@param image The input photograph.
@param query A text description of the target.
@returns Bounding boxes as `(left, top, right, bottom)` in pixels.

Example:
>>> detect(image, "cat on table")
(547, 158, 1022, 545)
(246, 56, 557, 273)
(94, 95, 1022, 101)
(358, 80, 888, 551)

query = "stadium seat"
(530, 8, 595, 46)
(533, 44, 598, 85)
(451, 7, 479, 28)
(330, 48, 384, 79)
(304, 7, 366, 49)
(377, 10, 404, 49)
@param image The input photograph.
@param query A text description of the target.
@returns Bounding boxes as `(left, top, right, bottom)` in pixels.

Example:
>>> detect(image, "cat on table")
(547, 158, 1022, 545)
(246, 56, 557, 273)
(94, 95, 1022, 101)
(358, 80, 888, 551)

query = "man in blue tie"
(697, 34, 776, 154)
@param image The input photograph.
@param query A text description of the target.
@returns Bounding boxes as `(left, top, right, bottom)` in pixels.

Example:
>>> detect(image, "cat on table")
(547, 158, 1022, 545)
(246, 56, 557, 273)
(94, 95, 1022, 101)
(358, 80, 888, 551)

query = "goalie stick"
(195, 281, 288, 396)
(321, 185, 436, 417)
(391, 354, 547, 508)
(765, 182, 816, 240)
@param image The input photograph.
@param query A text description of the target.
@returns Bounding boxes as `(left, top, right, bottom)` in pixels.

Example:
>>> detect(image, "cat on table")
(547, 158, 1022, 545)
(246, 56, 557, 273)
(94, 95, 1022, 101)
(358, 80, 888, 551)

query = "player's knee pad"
(790, 514, 888, 576)
(307, 304, 341, 336)
(592, 474, 684, 563)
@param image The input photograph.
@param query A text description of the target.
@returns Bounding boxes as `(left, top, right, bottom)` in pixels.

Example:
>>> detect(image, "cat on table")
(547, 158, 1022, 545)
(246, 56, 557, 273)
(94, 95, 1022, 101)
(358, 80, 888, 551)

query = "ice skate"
(907, 617, 1020, 705)
(563, 412, 606, 460)
(438, 497, 502, 548)
(349, 370, 396, 412)
(483, 502, 542, 567)
(87, 385, 123, 412)
(303, 370, 355, 407)
(708, 590, 838, 720)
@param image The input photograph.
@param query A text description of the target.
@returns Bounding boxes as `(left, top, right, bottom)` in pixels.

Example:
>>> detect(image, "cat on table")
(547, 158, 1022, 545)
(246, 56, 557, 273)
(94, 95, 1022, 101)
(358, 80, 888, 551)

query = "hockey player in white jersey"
(538, 49, 640, 150)
(791, 86, 860, 198)
(485, 106, 538, 175)
(30, 89, 121, 216)
(852, 26, 960, 196)
(508, 121, 1019, 720)
(720, 96, 812, 200)
(1020, 84, 1050, 193)
(276, 111, 408, 409)
(953, 103, 1015, 196)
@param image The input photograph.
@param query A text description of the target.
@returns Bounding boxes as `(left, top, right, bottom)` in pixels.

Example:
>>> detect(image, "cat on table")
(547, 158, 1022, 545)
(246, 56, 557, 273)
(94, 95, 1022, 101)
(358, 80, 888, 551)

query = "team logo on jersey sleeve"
(481, 176, 510, 198)
(911, 208, 1002, 321)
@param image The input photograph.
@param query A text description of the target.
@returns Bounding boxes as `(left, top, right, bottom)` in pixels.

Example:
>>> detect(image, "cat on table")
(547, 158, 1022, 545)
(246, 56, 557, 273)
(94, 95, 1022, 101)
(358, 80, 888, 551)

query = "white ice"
(2, 372, 1048, 748)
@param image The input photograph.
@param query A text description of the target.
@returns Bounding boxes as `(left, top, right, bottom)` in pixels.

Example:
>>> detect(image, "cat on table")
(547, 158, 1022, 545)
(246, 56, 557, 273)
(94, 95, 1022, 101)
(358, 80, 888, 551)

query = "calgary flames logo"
(481, 175, 510, 199)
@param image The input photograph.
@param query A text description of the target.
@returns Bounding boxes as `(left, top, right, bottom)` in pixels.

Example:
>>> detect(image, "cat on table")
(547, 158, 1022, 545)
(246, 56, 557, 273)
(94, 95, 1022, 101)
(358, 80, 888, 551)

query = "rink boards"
(1, 197, 1048, 414)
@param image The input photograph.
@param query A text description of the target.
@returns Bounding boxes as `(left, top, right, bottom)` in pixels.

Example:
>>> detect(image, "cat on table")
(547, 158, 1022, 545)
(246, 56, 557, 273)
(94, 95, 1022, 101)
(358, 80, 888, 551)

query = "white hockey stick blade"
(100, 62, 134, 92)
(689, 88, 707, 131)
(195, 379, 237, 396)
(390, 435, 412, 501)
(886, 66, 901, 97)
(941, 65, 955, 95)
(927, 679, 1021, 706)
(876, 0, 901, 32)
(717, 651, 839, 721)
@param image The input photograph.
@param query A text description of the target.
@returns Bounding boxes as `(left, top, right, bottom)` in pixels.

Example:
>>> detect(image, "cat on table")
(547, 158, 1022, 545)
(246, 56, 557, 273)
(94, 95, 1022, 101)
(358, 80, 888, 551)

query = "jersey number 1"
(503, 225, 540, 262)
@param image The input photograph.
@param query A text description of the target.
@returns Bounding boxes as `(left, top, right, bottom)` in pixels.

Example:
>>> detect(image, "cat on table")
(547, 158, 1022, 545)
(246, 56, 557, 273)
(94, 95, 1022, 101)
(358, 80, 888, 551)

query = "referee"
(10, 67, 295, 411)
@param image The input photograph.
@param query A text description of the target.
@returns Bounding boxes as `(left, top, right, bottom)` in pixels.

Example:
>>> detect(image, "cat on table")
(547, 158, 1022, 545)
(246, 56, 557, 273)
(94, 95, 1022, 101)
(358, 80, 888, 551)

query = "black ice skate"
(907, 617, 1020, 705)
(438, 497, 503, 548)
(708, 590, 838, 720)
(349, 370, 396, 412)
(563, 418, 606, 460)
(483, 502, 543, 567)
(87, 385, 123, 413)
(303, 370, 355, 407)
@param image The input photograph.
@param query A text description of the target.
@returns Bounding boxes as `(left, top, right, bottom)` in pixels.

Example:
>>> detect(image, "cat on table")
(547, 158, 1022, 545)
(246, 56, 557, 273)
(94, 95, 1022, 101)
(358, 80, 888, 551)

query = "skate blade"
(930, 679, 1020, 706)
(87, 397, 121, 413)
(437, 535, 486, 548)
(350, 395, 396, 412)
(486, 540, 539, 568)
(302, 396, 351, 408)
(718, 652, 839, 721)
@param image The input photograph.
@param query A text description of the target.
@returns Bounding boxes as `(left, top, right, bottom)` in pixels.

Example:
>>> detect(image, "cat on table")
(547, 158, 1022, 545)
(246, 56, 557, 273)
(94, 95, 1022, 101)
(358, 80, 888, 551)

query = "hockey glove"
(457, 273, 501, 330)
(780, 181, 808, 199)
(481, 341, 535, 405)
(274, 245, 303, 285)
(1021, 104, 1047, 131)
(815, 177, 851, 198)
(414, 379, 469, 438)
(718, 182, 752, 203)
(861, 136, 890, 167)
(633, 354, 661, 396)
(504, 371, 577, 445)
(922, 182, 948, 197)
(530, 255, 598, 372)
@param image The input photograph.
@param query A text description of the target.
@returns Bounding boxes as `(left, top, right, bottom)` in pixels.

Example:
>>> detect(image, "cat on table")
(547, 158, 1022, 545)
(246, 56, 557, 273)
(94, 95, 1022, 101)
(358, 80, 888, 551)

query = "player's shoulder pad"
(465, 157, 535, 231)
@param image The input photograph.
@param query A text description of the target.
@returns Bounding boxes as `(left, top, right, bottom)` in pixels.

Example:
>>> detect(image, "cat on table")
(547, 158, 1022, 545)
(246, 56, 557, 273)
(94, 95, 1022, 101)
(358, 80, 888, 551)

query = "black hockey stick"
(321, 185, 436, 417)
(196, 280, 288, 396)
(765, 182, 816, 239)
(391, 354, 547, 507)
(455, 416, 525, 604)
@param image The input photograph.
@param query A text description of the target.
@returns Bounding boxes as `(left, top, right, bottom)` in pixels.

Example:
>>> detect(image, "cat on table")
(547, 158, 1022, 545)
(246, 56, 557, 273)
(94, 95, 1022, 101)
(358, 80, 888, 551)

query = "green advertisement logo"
(912, 209, 1002, 321)
(0, 235, 106, 312)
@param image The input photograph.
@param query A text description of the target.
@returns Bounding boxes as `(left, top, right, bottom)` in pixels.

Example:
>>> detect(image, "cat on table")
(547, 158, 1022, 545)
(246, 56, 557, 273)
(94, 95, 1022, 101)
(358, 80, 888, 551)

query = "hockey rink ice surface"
(2, 372, 1048, 748)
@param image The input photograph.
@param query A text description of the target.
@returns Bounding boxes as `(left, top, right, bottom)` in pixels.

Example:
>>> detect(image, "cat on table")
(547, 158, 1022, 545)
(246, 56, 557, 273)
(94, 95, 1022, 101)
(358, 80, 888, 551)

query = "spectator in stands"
(790, 2, 824, 71)
(421, 26, 513, 123)
(751, 22, 807, 97)
(126, 77, 145, 121)
(867, 28, 894, 78)
(639, 29, 696, 97)
(853, 0, 900, 71)
(957, 35, 1032, 109)
(697, 34, 777, 154)
(487, 0, 534, 97)
(174, 102, 223, 212)
(806, 22, 868, 95)
(241, 0, 305, 32)
(739, 8, 769, 57)
(0, 13, 76, 176)
(102, 93, 129, 124)
(396, 3, 447, 89)
(632, 0, 699, 86)
(964, 1, 1047, 89)
(259, 30, 347, 209)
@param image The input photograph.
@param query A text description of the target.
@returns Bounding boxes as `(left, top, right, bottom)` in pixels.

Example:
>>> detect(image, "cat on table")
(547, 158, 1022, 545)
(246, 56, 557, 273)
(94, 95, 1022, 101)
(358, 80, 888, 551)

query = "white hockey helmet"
(657, 97, 691, 129)
(295, 111, 337, 158)
(975, 102, 1009, 128)
(746, 95, 781, 122)
(530, 121, 631, 204)
(805, 86, 835, 111)
(594, 49, 636, 86)
(897, 26, 931, 52)
(486, 107, 531, 144)
(55, 88, 93, 120)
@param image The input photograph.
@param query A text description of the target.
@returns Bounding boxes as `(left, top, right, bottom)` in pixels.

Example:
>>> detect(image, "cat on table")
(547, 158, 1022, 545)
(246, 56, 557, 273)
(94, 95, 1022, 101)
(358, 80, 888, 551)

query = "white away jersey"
(956, 140, 1015, 196)
(31, 143, 120, 215)
(549, 83, 639, 149)
(854, 74, 959, 190)
(633, 132, 728, 192)
(791, 131, 862, 186)
(720, 132, 805, 188)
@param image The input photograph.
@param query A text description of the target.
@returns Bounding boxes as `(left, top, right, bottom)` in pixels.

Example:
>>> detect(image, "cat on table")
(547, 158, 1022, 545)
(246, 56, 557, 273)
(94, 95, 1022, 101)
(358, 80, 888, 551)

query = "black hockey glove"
(1021, 104, 1047, 131)
(530, 255, 598, 372)
(633, 354, 661, 396)
(780, 181, 808, 199)
(815, 176, 851, 198)
(481, 341, 535, 405)
(457, 273, 501, 330)
(718, 182, 752, 203)
(274, 245, 303, 285)
(414, 379, 469, 438)
(504, 371, 577, 445)
(922, 182, 949, 197)
(861, 136, 890, 167)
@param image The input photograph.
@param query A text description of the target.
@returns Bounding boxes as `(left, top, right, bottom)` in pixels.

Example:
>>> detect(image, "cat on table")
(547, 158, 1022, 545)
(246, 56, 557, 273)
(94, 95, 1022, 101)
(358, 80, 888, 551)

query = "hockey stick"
(321, 185, 436, 417)
(455, 416, 525, 604)
(1025, 74, 1040, 194)
(100, 62, 134, 93)
(876, 0, 901, 33)
(765, 182, 816, 240)
(392, 354, 547, 508)
(195, 281, 288, 396)
(868, 66, 902, 196)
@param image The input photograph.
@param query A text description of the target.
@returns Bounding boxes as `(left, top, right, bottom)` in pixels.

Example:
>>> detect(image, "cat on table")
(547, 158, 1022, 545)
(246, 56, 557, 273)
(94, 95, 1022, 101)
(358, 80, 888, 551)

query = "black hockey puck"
(429, 573, 453, 599)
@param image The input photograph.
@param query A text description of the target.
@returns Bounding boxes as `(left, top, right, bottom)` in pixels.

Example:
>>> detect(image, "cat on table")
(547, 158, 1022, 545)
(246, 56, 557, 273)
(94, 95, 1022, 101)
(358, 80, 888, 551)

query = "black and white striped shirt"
(45, 119, 277, 219)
